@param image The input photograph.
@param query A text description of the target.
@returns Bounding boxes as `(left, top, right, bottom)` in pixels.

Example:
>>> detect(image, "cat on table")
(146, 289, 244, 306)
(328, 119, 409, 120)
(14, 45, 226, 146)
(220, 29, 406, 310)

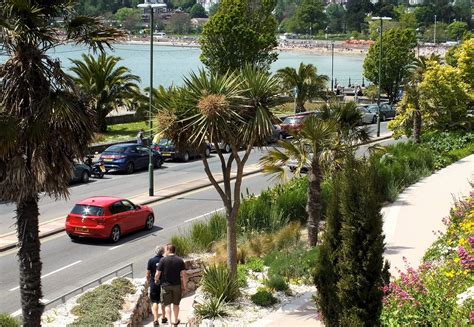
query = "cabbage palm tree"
(275, 62, 329, 113)
(70, 53, 141, 132)
(260, 116, 339, 246)
(0, 1, 123, 325)
(155, 66, 280, 275)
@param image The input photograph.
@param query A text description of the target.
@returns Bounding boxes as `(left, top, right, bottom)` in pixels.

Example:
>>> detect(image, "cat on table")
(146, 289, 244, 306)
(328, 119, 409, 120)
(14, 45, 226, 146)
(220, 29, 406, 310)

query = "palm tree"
(70, 53, 141, 132)
(155, 65, 280, 276)
(260, 116, 339, 246)
(275, 62, 329, 113)
(0, 1, 123, 325)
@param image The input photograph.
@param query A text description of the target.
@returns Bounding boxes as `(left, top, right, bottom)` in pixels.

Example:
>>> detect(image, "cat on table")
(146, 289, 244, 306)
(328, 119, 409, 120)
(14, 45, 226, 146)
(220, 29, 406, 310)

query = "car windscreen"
(283, 117, 303, 124)
(367, 105, 379, 113)
(71, 204, 104, 216)
(103, 145, 127, 153)
(158, 139, 172, 146)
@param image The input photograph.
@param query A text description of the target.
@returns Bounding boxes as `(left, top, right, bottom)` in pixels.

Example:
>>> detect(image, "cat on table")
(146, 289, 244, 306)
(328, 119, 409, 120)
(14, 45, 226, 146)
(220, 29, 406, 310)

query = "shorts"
(150, 284, 161, 303)
(161, 284, 182, 305)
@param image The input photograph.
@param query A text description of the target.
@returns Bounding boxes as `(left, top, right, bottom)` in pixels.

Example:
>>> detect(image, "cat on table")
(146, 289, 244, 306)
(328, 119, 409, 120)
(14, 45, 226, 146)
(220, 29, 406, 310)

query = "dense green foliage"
(70, 278, 135, 326)
(265, 247, 318, 283)
(0, 314, 20, 327)
(363, 28, 417, 103)
(314, 157, 387, 326)
(265, 275, 289, 292)
(199, 0, 278, 74)
(201, 265, 240, 302)
(251, 289, 278, 307)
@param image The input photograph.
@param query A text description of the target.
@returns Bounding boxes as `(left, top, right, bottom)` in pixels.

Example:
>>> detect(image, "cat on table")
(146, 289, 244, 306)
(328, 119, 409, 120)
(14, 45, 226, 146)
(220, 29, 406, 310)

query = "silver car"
(357, 106, 378, 124)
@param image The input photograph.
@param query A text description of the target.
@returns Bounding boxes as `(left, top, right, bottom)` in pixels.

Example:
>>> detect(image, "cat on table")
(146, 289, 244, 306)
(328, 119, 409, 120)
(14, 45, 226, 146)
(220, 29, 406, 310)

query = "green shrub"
(171, 234, 192, 257)
(236, 265, 248, 288)
(201, 265, 240, 302)
(272, 222, 301, 250)
(70, 278, 135, 326)
(271, 178, 308, 224)
(251, 289, 277, 307)
(207, 212, 227, 241)
(190, 222, 215, 252)
(194, 295, 229, 320)
(267, 248, 318, 284)
(0, 314, 20, 327)
(265, 275, 289, 292)
(244, 257, 264, 272)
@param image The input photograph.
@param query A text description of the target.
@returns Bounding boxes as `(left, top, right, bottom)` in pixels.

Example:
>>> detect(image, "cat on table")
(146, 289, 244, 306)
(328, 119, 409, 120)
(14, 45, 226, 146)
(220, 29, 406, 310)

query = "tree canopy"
(199, 0, 278, 74)
(363, 28, 417, 103)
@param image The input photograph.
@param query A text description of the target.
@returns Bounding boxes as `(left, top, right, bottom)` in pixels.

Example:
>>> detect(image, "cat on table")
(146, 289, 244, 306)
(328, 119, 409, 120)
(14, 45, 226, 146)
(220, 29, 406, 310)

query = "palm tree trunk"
(226, 208, 238, 277)
(307, 159, 323, 247)
(98, 111, 108, 133)
(16, 195, 44, 326)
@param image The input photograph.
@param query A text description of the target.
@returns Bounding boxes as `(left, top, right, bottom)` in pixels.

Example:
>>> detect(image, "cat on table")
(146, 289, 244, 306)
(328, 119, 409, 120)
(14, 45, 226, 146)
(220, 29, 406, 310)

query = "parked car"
(99, 144, 163, 174)
(268, 124, 284, 143)
(356, 106, 378, 124)
(70, 163, 91, 184)
(362, 103, 396, 122)
(280, 115, 306, 138)
(65, 196, 155, 242)
(153, 138, 211, 162)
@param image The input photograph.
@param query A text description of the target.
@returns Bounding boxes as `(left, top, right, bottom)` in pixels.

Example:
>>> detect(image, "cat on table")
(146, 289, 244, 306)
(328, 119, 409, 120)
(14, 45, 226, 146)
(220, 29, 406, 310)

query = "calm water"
(1, 43, 365, 88)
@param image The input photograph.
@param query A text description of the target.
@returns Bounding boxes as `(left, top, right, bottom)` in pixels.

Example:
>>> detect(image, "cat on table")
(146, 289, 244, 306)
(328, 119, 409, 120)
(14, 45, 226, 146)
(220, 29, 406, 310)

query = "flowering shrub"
(381, 192, 474, 325)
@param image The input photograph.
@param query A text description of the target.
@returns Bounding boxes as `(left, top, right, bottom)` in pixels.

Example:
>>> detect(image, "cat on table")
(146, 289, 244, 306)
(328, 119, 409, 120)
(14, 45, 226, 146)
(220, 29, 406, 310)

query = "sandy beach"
(124, 36, 449, 58)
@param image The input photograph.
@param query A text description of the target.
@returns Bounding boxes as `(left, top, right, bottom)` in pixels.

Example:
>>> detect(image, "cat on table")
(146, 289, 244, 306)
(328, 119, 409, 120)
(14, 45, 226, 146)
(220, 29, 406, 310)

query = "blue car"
(99, 144, 163, 174)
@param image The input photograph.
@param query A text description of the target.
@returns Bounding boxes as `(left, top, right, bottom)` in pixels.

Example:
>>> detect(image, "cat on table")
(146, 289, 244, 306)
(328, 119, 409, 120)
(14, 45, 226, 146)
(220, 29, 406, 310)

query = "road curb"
(0, 133, 393, 253)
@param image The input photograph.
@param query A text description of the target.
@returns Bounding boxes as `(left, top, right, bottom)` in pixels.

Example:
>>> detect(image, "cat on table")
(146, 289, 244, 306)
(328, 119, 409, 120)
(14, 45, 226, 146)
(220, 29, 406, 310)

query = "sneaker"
(161, 317, 168, 324)
(153, 321, 160, 326)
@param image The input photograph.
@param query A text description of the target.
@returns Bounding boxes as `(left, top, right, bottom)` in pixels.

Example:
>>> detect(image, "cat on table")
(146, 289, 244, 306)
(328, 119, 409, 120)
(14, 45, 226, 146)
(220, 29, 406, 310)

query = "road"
(0, 123, 391, 315)
(0, 122, 389, 235)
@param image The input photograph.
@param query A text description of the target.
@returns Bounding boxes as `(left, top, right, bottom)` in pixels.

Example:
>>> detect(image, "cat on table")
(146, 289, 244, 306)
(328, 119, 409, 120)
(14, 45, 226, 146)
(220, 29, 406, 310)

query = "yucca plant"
(201, 265, 240, 302)
(194, 295, 229, 320)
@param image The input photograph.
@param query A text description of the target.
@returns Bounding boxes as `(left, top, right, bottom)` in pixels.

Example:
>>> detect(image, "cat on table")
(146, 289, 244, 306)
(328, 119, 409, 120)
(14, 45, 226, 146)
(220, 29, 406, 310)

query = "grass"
(0, 314, 20, 327)
(93, 121, 147, 144)
(69, 278, 135, 326)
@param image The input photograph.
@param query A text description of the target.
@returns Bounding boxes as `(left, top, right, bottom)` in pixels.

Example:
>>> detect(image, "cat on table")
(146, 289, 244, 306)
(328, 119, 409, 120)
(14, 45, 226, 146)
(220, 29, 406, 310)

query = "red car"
(280, 115, 306, 138)
(65, 196, 155, 243)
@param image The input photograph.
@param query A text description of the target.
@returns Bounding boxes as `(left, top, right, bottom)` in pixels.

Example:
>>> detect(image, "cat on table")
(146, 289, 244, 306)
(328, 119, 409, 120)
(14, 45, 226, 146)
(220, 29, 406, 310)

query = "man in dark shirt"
(147, 246, 166, 326)
(155, 244, 187, 326)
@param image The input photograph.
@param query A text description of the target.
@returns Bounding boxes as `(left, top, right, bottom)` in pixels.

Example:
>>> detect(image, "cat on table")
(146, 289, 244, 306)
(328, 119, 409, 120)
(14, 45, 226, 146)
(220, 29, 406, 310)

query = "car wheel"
(126, 162, 134, 174)
(110, 225, 121, 243)
(154, 158, 162, 169)
(224, 144, 231, 153)
(182, 151, 190, 162)
(372, 115, 377, 124)
(68, 233, 80, 241)
(81, 171, 90, 183)
(204, 147, 211, 158)
(144, 215, 154, 230)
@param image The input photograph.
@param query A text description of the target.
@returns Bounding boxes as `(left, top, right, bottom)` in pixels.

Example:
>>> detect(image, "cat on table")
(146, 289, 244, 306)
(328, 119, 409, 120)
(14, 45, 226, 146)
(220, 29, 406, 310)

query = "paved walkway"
(248, 154, 474, 327)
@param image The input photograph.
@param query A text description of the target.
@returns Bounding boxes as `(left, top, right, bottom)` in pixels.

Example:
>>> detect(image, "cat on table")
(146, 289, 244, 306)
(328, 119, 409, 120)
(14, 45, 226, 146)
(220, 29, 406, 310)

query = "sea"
(0, 43, 366, 89)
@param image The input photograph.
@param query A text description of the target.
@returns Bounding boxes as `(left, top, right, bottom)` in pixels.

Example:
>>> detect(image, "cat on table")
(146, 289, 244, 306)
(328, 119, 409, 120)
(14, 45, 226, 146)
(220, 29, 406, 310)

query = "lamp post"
(372, 16, 392, 137)
(434, 14, 437, 44)
(331, 40, 334, 93)
(138, 0, 166, 196)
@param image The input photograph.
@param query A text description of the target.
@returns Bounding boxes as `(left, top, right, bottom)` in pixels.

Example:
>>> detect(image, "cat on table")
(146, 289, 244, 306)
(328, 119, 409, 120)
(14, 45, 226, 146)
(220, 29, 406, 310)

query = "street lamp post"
(138, 0, 166, 196)
(372, 16, 392, 137)
(331, 40, 334, 93)
(434, 14, 437, 44)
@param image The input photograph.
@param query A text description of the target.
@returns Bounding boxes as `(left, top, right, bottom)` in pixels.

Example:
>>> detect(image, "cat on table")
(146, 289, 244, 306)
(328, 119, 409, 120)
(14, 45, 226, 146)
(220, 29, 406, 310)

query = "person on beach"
(155, 244, 187, 326)
(147, 246, 167, 326)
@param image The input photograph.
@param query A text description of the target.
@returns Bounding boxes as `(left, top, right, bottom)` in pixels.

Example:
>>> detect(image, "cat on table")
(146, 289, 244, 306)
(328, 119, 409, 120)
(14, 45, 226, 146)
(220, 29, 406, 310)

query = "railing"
(43, 263, 134, 311)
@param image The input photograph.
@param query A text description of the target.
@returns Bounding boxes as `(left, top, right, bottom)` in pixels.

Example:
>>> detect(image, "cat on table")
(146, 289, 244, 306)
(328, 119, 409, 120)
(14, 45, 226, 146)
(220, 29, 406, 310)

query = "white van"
(154, 32, 167, 39)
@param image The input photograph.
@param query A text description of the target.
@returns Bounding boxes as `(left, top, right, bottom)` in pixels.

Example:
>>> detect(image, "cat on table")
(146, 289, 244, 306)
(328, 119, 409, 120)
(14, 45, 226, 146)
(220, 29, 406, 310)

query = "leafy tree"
(190, 3, 207, 18)
(155, 66, 280, 276)
(275, 63, 328, 113)
(453, 39, 474, 90)
(422, 23, 448, 43)
(170, 0, 196, 11)
(0, 1, 122, 325)
(200, 0, 278, 74)
(274, 0, 298, 23)
(208, 2, 220, 17)
(398, 10, 417, 30)
(166, 12, 192, 34)
(114, 7, 141, 32)
(260, 117, 339, 246)
(372, 0, 396, 18)
(345, 0, 373, 32)
(70, 54, 141, 132)
(447, 21, 468, 41)
(291, 0, 326, 34)
(363, 28, 416, 103)
(326, 4, 346, 33)
(368, 19, 400, 40)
